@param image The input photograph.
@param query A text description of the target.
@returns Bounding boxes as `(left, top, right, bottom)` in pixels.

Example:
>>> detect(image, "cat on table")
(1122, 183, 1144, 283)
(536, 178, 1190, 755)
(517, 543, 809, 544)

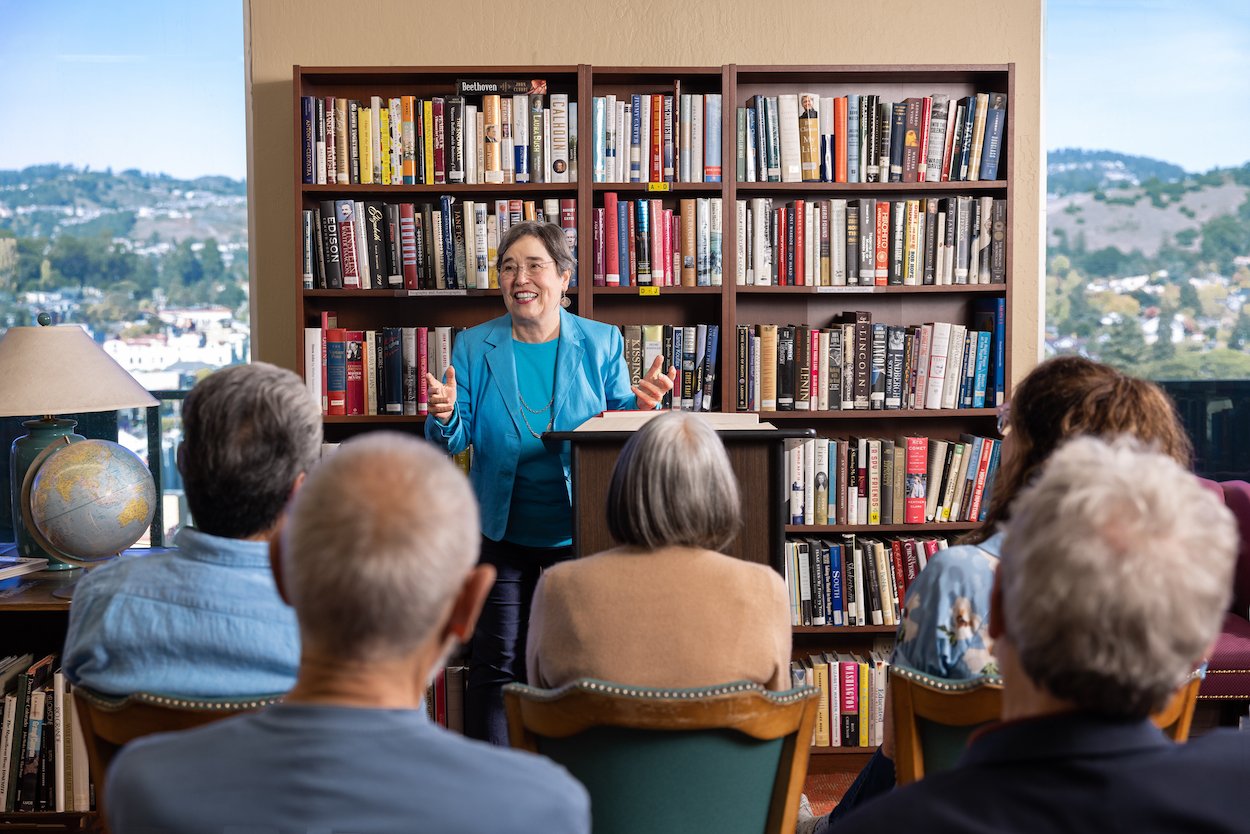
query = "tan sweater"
(526, 545, 793, 691)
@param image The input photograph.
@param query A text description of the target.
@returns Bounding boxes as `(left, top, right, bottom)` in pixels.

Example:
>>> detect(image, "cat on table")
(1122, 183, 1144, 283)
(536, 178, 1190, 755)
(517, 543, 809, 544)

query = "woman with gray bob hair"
(526, 412, 792, 691)
(606, 411, 741, 553)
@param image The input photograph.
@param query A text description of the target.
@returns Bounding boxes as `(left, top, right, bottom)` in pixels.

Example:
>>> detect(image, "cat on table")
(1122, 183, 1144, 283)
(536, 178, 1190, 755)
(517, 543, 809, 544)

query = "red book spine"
(904, 435, 928, 524)
(661, 207, 673, 287)
(889, 540, 906, 613)
(775, 206, 786, 285)
(874, 201, 890, 286)
(650, 199, 664, 286)
(627, 203, 637, 285)
(810, 330, 820, 410)
(967, 437, 997, 522)
(325, 328, 347, 416)
(416, 327, 429, 415)
(345, 330, 365, 416)
(794, 199, 805, 286)
(840, 660, 859, 746)
(916, 96, 932, 182)
(399, 202, 419, 290)
(901, 539, 920, 589)
(834, 97, 849, 183)
(604, 192, 620, 286)
(432, 98, 446, 184)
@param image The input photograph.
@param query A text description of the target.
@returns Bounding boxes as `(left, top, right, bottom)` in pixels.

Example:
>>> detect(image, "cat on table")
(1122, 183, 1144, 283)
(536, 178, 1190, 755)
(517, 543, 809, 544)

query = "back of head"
(606, 412, 741, 552)
(281, 432, 480, 661)
(181, 362, 323, 539)
(978, 356, 1192, 538)
(1001, 436, 1236, 719)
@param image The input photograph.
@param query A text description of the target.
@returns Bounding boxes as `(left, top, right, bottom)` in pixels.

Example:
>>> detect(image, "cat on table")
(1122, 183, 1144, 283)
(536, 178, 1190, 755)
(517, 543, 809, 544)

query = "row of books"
(733, 305, 1006, 414)
(735, 195, 1005, 287)
(590, 194, 723, 287)
(300, 81, 575, 187)
(784, 433, 1001, 529)
(301, 196, 577, 291)
(786, 535, 951, 631)
(590, 91, 722, 183)
(737, 92, 1006, 185)
(424, 665, 467, 734)
(0, 654, 91, 813)
(793, 646, 892, 748)
(303, 314, 457, 416)
(621, 323, 720, 412)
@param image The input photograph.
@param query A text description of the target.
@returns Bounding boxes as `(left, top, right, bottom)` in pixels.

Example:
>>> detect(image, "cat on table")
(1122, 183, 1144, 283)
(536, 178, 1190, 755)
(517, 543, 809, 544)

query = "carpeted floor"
(803, 771, 856, 816)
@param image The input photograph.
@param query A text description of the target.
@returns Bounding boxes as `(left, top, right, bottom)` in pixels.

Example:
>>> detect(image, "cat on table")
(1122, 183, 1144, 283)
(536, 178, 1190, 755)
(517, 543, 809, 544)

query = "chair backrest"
(890, 665, 1004, 786)
(1150, 672, 1202, 742)
(504, 679, 819, 834)
(73, 687, 282, 825)
(893, 666, 1203, 786)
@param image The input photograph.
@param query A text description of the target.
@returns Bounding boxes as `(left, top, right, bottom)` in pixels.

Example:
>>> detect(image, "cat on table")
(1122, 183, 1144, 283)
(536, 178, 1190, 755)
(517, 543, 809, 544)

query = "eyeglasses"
(499, 260, 555, 280)
(996, 402, 1012, 436)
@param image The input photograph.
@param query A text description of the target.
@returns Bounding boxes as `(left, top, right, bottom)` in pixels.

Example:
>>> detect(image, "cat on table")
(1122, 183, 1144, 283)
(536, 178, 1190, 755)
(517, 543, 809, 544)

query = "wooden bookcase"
(293, 63, 1014, 770)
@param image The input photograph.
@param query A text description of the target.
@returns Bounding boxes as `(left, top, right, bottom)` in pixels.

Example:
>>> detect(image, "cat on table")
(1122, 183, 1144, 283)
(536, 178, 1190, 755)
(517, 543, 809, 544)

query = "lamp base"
(10, 418, 84, 570)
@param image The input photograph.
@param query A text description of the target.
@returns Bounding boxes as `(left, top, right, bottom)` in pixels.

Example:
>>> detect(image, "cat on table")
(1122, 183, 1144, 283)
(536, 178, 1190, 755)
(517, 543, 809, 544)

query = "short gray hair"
(496, 220, 575, 278)
(606, 412, 741, 552)
(181, 362, 322, 538)
(281, 433, 480, 661)
(1001, 436, 1237, 718)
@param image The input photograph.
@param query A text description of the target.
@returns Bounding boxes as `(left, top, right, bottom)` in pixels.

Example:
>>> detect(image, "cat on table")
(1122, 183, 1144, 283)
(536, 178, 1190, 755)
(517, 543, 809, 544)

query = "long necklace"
(518, 390, 554, 439)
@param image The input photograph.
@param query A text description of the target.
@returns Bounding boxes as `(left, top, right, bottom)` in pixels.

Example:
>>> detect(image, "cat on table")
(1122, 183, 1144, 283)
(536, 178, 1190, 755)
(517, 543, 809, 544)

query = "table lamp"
(0, 315, 158, 568)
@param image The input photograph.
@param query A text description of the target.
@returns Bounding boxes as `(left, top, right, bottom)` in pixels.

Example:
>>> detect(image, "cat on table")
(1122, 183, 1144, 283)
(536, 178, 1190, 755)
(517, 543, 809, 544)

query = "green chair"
(504, 679, 819, 834)
(889, 665, 1004, 785)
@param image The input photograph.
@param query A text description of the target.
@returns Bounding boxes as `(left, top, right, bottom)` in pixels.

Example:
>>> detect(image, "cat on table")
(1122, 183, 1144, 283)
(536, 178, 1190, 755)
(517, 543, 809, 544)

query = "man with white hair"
(105, 433, 590, 834)
(834, 436, 1250, 834)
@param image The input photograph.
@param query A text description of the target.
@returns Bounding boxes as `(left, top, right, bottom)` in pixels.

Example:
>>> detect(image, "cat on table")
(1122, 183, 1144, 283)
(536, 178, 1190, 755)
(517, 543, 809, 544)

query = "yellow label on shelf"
(639, 286, 660, 297)
(646, 182, 671, 192)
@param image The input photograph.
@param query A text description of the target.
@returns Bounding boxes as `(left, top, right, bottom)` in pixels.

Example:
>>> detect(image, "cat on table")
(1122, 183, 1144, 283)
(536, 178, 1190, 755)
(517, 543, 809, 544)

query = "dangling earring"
(560, 291, 571, 309)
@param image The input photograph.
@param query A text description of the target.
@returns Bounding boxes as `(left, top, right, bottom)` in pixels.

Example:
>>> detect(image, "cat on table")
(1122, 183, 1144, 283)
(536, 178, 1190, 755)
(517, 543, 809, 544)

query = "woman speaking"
(424, 220, 676, 744)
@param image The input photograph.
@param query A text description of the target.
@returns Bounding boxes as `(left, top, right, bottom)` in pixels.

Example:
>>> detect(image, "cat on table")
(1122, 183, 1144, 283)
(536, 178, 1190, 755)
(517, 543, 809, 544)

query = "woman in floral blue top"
(800, 356, 1194, 834)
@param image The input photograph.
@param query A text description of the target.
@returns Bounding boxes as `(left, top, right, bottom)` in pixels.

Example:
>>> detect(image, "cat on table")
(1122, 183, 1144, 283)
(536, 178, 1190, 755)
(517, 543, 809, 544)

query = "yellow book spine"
(401, 96, 416, 182)
(379, 107, 392, 185)
(858, 658, 870, 748)
(358, 114, 373, 184)
(423, 100, 435, 185)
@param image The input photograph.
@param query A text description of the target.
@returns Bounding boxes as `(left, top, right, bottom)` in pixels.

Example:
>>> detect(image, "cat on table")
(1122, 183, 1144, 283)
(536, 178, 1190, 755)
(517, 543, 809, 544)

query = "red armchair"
(1199, 480, 1250, 703)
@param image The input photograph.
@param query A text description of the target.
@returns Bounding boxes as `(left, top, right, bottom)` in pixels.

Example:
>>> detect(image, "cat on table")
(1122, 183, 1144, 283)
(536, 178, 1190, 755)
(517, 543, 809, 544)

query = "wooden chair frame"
(73, 687, 282, 826)
(505, 679, 819, 834)
(891, 666, 1004, 786)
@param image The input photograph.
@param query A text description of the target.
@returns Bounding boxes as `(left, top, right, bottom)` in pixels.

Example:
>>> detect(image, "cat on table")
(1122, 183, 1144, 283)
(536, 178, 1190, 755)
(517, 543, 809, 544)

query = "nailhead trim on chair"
(890, 665, 1004, 692)
(507, 679, 817, 704)
(74, 688, 285, 712)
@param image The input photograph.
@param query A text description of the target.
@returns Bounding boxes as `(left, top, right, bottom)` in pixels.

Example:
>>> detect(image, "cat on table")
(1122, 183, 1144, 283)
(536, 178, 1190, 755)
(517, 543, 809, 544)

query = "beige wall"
(245, 0, 1043, 377)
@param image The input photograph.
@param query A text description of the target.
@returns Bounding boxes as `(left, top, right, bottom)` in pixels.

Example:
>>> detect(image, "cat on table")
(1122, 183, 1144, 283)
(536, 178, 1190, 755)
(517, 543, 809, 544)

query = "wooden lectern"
(544, 426, 815, 570)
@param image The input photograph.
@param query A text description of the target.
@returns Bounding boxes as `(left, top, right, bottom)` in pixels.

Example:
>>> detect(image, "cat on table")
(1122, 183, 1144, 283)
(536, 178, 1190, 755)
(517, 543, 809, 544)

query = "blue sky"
(1046, 0, 1250, 171)
(1, 1, 1248, 179)
(0, 0, 245, 180)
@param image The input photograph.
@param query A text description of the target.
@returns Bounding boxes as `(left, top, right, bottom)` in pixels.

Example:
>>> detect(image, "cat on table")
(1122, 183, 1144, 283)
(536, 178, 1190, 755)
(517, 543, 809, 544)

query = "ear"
(290, 470, 307, 499)
(987, 563, 1005, 641)
(439, 564, 497, 646)
(269, 533, 292, 607)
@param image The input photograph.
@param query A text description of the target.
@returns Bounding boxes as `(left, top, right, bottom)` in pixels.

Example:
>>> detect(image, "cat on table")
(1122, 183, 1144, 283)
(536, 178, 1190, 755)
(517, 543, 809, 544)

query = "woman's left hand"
(633, 355, 679, 410)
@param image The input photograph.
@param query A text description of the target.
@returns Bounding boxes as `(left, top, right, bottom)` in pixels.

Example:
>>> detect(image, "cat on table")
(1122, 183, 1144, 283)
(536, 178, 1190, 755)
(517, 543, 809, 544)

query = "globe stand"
(10, 418, 84, 569)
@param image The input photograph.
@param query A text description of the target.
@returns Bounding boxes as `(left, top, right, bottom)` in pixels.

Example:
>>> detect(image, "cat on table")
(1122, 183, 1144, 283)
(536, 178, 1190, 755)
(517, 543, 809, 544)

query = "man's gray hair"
(607, 412, 741, 552)
(181, 362, 322, 539)
(281, 433, 480, 661)
(1001, 436, 1237, 719)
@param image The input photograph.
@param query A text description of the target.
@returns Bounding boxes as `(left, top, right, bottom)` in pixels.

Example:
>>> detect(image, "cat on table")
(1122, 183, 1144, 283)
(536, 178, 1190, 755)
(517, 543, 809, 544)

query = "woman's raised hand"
(633, 355, 679, 410)
(426, 366, 458, 424)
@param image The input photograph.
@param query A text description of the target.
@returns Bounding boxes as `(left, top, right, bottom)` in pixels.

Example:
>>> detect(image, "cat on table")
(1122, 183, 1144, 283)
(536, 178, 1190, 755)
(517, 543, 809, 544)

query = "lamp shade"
(0, 325, 158, 416)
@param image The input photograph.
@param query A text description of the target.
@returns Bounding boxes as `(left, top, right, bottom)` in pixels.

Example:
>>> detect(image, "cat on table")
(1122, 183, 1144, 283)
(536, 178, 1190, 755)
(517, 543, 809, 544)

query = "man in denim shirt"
(63, 362, 321, 697)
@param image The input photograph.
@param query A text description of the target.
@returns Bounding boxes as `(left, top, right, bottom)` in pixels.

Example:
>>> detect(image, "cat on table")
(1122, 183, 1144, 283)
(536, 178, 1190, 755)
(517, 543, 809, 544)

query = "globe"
(26, 439, 156, 562)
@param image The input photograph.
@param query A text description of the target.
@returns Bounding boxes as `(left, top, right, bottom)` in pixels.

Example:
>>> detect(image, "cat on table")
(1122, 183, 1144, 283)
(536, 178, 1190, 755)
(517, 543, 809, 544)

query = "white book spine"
(777, 94, 802, 183)
(710, 197, 723, 286)
(53, 671, 65, 812)
(304, 328, 323, 413)
(690, 94, 704, 183)
(831, 199, 847, 285)
(925, 322, 952, 409)
(803, 437, 816, 525)
(736, 200, 747, 285)
(940, 325, 967, 410)
(679, 94, 692, 182)
(568, 101, 578, 183)
(550, 93, 569, 183)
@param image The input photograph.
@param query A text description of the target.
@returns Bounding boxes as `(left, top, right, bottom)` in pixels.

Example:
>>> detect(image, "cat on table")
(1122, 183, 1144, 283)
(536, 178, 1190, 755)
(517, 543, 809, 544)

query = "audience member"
(64, 362, 321, 696)
(527, 411, 791, 690)
(802, 356, 1194, 830)
(834, 437, 1250, 834)
(106, 433, 590, 834)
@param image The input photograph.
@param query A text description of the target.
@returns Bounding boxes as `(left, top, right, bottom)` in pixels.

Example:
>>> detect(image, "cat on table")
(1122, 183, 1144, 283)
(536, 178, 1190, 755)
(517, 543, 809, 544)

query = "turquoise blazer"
(424, 309, 637, 541)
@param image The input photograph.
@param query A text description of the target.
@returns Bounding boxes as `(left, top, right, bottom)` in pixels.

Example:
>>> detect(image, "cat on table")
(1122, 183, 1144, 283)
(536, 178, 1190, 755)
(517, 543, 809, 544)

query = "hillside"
(0, 164, 247, 245)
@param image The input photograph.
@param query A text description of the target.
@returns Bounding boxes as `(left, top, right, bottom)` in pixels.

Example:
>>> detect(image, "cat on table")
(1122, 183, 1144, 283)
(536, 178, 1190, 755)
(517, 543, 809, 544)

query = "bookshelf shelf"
(733, 283, 1004, 295)
(323, 414, 426, 425)
(592, 286, 722, 295)
(785, 522, 978, 534)
(809, 746, 879, 757)
(735, 180, 1005, 194)
(758, 408, 997, 420)
(302, 182, 576, 196)
(589, 182, 723, 194)
(793, 625, 897, 635)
